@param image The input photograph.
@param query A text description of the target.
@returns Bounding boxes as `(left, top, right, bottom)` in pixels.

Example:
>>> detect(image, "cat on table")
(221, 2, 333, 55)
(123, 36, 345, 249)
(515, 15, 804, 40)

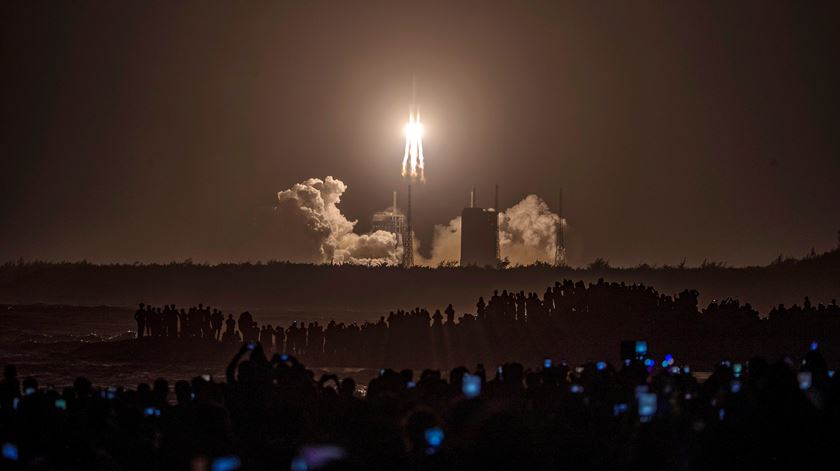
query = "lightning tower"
(554, 189, 567, 267)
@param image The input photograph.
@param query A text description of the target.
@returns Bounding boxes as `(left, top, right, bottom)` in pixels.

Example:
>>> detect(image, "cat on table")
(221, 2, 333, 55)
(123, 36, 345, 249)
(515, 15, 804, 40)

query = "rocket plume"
(401, 106, 425, 181)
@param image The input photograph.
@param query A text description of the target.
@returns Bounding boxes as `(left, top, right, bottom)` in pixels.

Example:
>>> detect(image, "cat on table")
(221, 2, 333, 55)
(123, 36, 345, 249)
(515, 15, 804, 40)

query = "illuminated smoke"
(419, 194, 561, 267)
(498, 195, 561, 265)
(271, 177, 402, 265)
(401, 107, 425, 181)
(261, 178, 559, 267)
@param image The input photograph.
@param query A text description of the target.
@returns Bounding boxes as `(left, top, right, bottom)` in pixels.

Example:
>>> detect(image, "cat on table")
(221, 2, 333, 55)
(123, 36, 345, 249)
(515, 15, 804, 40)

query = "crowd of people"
(1, 340, 838, 469)
(134, 279, 840, 368)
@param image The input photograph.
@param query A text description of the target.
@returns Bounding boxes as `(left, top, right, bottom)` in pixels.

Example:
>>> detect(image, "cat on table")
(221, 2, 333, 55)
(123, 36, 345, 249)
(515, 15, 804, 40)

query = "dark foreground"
(1, 342, 836, 470)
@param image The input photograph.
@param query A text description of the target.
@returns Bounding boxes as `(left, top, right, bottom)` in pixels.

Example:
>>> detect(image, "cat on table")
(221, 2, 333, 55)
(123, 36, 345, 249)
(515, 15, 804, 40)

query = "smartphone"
(280, 354, 289, 362)
(798, 372, 812, 390)
(406, 381, 416, 389)
(810, 341, 819, 351)
(543, 358, 552, 369)
(732, 363, 743, 377)
(424, 427, 444, 448)
(635, 340, 648, 357)
(462, 374, 481, 398)
(201, 374, 211, 382)
(54, 399, 67, 410)
(2, 442, 18, 462)
(613, 403, 628, 416)
(570, 384, 583, 394)
(211, 455, 242, 471)
(730, 380, 742, 393)
(596, 361, 607, 371)
(246, 341, 256, 351)
(637, 392, 657, 422)
(291, 445, 346, 471)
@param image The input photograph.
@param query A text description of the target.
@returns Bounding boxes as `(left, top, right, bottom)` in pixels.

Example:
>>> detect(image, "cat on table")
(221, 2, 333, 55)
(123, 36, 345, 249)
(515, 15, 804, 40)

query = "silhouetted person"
(166, 304, 178, 337)
(178, 309, 188, 337)
(222, 314, 240, 344)
(0, 365, 19, 411)
(445, 304, 455, 325)
(135, 303, 147, 339)
(211, 309, 224, 340)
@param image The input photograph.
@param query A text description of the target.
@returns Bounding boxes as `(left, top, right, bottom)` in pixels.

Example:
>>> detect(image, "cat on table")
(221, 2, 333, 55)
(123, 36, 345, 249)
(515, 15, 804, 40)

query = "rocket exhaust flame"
(401, 106, 425, 181)
(401, 77, 425, 182)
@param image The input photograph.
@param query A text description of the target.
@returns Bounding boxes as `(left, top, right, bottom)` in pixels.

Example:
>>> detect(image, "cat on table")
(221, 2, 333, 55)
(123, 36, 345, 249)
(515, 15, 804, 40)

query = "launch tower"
(554, 189, 567, 267)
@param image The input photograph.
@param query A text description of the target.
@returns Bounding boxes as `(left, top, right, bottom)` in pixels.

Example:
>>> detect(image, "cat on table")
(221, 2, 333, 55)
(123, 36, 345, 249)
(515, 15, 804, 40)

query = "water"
(0, 305, 384, 387)
(1, 305, 711, 387)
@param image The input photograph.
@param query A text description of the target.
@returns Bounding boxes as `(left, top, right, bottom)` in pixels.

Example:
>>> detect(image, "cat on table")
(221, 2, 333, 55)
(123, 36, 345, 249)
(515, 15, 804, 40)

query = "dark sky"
(2, 1, 839, 267)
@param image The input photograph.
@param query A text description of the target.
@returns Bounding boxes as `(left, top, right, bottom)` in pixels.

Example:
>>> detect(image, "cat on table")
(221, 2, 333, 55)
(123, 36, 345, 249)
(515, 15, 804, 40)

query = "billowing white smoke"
(498, 195, 560, 265)
(273, 177, 401, 265)
(422, 216, 462, 265)
(419, 194, 561, 267)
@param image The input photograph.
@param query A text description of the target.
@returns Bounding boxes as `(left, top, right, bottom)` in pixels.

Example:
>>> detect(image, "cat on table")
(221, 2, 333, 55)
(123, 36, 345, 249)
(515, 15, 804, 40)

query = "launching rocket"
(401, 78, 425, 182)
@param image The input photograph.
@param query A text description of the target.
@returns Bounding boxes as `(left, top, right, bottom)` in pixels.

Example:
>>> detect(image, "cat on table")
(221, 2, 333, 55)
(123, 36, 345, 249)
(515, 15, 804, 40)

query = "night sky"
(2, 1, 839, 266)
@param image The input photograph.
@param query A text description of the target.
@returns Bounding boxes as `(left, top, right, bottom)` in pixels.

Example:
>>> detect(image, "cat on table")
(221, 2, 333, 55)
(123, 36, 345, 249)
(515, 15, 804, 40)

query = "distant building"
(460, 206, 499, 268)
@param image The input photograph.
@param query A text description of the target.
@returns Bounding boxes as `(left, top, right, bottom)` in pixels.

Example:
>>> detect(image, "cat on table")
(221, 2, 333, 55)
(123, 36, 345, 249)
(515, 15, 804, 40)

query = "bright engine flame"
(401, 107, 425, 181)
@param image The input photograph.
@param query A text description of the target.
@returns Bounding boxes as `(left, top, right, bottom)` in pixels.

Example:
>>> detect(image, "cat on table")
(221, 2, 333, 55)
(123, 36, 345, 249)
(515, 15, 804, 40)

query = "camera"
(637, 392, 657, 422)
(211, 455, 242, 471)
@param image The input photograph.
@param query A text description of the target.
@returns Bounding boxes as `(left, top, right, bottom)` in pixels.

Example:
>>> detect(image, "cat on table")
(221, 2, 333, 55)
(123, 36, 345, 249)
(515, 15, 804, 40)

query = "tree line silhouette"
(2, 248, 838, 315)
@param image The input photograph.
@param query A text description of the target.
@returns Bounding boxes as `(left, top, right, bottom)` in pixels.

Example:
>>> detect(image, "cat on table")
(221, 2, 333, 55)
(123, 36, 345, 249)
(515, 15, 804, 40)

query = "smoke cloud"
(257, 177, 560, 267)
(419, 194, 561, 267)
(265, 177, 401, 265)
(498, 194, 561, 265)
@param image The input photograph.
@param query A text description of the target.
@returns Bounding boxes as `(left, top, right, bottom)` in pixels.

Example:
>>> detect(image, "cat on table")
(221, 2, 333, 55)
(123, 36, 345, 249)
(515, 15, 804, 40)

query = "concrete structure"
(460, 188, 499, 268)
